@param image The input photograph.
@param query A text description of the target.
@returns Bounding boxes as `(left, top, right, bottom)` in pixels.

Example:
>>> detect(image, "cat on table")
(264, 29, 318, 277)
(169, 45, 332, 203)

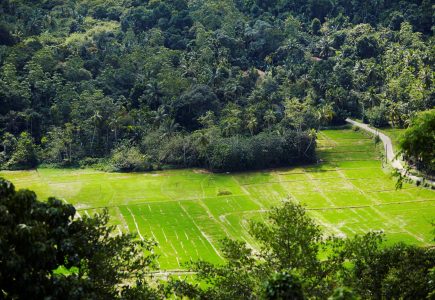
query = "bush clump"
(365, 105, 389, 127)
(1, 132, 38, 170)
(110, 144, 152, 172)
(207, 130, 316, 172)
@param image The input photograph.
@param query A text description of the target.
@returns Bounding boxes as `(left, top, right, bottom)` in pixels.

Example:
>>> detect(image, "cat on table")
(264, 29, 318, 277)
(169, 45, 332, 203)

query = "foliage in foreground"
(169, 201, 435, 299)
(0, 178, 434, 299)
(0, 178, 158, 299)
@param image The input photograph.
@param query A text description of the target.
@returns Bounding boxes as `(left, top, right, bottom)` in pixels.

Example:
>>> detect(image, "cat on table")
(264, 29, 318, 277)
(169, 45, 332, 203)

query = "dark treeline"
(1, 178, 434, 299)
(0, 0, 433, 171)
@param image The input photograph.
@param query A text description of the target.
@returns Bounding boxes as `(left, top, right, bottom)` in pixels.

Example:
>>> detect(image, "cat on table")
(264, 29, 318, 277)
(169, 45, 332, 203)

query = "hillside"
(0, 0, 433, 172)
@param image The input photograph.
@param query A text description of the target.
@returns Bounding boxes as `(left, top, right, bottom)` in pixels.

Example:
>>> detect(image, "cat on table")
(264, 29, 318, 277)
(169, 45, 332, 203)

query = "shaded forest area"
(0, 0, 433, 171)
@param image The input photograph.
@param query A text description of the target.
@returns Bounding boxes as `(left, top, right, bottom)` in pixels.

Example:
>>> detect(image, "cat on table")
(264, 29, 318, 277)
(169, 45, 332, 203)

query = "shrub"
(365, 105, 389, 127)
(157, 134, 200, 167)
(217, 189, 232, 196)
(373, 134, 381, 144)
(207, 136, 253, 171)
(79, 157, 103, 168)
(111, 144, 152, 172)
(40, 127, 75, 166)
(138, 129, 317, 172)
(141, 131, 165, 164)
(0, 132, 16, 168)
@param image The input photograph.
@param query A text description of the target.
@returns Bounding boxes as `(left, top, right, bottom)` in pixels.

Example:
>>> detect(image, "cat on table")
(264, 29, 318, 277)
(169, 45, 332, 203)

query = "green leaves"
(249, 201, 322, 271)
(3, 132, 38, 170)
(0, 178, 158, 299)
(399, 109, 435, 173)
(342, 234, 435, 299)
(170, 200, 435, 299)
(265, 271, 304, 300)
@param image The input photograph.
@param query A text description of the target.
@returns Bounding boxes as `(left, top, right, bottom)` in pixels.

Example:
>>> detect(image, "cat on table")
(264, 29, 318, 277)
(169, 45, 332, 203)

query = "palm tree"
(195, 130, 211, 166)
(264, 109, 277, 129)
(317, 103, 334, 128)
(90, 110, 102, 154)
(109, 116, 121, 143)
(318, 37, 335, 59)
(304, 129, 318, 158)
(152, 106, 168, 128)
(247, 116, 258, 136)
(198, 111, 216, 128)
(222, 118, 241, 137)
(160, 118, 180, 138)
(144, 81, 162, 109)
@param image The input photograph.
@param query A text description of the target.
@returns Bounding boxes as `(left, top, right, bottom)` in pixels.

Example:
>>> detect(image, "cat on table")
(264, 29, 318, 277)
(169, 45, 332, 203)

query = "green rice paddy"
(1, 128, 434, 270)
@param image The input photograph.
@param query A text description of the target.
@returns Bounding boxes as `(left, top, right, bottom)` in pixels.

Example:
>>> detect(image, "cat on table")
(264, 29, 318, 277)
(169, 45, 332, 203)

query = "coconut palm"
(160, 118, 180, 138)
(152, 106, 168, 128)
(144, 81, 162, 109)
(317, 103, 334, 128)
(247, 116, 258, 136)
(222, 118, 241, 137)
(90, 110, 102, 153)
(195, 130, 211, 166)
(264, 109, 277, 129)
(318, 37, 335, 59)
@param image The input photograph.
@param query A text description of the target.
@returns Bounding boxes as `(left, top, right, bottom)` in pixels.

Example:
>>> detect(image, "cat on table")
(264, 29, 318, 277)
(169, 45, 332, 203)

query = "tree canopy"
(0, 178, 158, 299)
(0, 0, 432, 171)
(170, 201, 435, 299)
(399, 109, 435, 174)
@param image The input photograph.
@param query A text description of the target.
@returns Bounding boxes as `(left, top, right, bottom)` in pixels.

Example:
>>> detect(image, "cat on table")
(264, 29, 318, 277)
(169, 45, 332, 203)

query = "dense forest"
(0, 0, 433, 172)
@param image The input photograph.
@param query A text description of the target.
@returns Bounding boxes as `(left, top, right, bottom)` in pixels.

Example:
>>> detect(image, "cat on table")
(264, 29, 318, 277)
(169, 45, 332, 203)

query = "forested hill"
(0, 0, 433, 171)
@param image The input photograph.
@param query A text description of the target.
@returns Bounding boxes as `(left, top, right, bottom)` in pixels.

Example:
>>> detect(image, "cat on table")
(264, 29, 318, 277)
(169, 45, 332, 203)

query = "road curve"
(346, 118, 434, 188)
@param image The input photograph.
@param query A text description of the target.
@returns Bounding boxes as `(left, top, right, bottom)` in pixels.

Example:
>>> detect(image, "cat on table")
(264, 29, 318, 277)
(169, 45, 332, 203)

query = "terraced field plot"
(1, 128, 434, 270)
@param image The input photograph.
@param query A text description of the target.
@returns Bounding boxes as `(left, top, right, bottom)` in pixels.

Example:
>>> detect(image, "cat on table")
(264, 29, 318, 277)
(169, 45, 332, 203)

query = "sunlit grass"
(1, 127, 434, 270)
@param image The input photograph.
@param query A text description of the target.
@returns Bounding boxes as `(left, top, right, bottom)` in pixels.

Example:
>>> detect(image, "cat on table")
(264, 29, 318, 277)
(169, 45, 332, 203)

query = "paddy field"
(1, 128, 434, 270)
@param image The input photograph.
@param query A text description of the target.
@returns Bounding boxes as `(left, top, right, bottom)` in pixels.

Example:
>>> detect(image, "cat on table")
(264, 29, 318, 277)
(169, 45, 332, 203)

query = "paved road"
(346, 118, 434, 188)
